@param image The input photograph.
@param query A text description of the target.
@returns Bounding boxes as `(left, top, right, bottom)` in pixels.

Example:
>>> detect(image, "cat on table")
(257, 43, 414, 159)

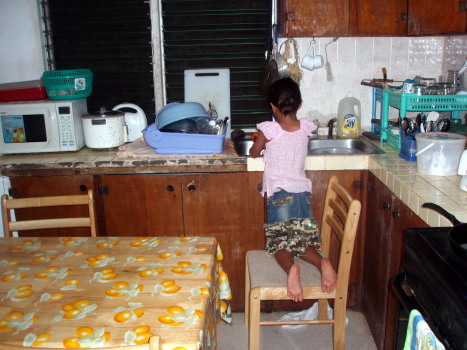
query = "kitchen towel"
(404, 309, 446, 350)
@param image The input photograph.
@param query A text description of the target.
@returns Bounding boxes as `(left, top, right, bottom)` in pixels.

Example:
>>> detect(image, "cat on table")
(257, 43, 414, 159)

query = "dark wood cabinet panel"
(100, 174, 184, 236)
(362, 173, 428, 350)
(279, 0, 349, 37)
(408, 0, 467, 35)
(99, 172, 265, 311)
(279, 0, 466, 37)
(8, 175, 95, 237)
(350, 0, 408, 36)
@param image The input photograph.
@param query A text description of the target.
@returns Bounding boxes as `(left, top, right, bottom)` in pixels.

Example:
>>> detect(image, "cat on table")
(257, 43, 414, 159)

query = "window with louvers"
(43, 0, 272, 127)
(161, 0, 273, 127)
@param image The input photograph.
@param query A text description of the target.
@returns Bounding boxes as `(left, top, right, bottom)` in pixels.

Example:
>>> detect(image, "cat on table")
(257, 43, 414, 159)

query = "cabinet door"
(362, 173, 428, 350)
(408, 0, 467, 35)
(181, 172, 265, 311)
(279, 0, 349, 37)
(8, 175, 95, 237)
(350, 0, 407, 36)
(100, 174, 184, 236)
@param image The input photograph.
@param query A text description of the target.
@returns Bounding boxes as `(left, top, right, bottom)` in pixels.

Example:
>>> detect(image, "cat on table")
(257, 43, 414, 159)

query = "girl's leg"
(274, 249, 303, 302)
(299, 246, 337, 293)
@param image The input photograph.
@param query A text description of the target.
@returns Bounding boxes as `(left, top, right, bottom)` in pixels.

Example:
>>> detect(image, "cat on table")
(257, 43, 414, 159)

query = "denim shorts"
(266, 190, 313, 225)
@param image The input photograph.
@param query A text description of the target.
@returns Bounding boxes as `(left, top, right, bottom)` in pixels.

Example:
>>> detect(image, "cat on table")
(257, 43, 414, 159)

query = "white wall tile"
(278, 35, 466, 131)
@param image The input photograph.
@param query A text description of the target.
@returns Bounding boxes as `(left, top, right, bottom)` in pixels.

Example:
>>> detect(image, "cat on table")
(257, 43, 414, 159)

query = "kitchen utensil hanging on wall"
(280, 38, 302, 84)
(259, 24, 289, 97)
(324, 37, 338, 81)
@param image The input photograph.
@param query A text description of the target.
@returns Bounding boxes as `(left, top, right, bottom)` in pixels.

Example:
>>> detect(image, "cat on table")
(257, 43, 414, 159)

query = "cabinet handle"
(167, 185, 174, 192)
(79, 185, 87, 192)
(401, 12, 408, 20)
(392, 210, 401, 219)
(187, 184, 196, 192)
(383, 202, 391, 210)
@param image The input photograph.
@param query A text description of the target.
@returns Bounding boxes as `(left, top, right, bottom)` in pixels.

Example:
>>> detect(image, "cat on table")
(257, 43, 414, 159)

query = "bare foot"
(319, 258, 337, 293)
(287, 263, 303, 302)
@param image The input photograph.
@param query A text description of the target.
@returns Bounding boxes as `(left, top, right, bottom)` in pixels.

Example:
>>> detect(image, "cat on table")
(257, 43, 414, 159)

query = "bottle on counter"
(337, 93, 361, 139)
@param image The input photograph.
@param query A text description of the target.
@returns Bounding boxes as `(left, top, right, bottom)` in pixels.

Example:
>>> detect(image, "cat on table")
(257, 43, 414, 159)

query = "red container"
(0, 80, 47, 102)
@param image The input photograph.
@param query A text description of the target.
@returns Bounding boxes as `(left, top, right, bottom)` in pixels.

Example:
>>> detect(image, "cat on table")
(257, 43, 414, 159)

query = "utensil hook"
(306, 39, 317, 58)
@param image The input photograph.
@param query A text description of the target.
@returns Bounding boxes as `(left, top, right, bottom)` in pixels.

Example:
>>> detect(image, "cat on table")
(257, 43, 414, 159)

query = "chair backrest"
(1, 190, 97, 237)
(320, 176, 361, 295)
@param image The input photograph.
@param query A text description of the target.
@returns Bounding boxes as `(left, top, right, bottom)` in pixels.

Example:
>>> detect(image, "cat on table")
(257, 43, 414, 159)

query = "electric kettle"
(112, 103, 147, 142)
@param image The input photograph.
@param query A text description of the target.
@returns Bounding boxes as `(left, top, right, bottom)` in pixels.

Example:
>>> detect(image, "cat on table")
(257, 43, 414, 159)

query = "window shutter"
(42, 0, 155, 122)
(161, 0, 272, 127)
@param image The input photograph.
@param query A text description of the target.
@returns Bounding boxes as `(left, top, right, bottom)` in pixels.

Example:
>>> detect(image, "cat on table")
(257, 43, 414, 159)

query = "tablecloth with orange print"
(0, 236, 232, 349)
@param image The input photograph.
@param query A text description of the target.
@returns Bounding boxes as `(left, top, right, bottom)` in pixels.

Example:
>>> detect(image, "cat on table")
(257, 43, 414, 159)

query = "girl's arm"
(249, 130, 267, 158)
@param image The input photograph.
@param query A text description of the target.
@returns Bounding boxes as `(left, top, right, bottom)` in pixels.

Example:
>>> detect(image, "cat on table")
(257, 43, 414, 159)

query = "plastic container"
(399, 129, 418, 162)
(415, 132, 466, 176)
(41, 69, 93, 100)
(337, 93, 361, 138)
(156, 102, 210, 129)
(0, 80, 47, 102)
(143, 123, 225, 154)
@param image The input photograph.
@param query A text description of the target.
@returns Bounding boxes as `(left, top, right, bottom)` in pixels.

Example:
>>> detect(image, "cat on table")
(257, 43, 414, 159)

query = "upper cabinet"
(350, 0, 408, 36)
(278, 0, 349, 37)
(408, 0, 467, 35)
(279, 0, 467, 37)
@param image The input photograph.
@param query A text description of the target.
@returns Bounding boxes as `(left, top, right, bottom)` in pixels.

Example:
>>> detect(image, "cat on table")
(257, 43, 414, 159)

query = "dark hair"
(268, 77, 302, 115)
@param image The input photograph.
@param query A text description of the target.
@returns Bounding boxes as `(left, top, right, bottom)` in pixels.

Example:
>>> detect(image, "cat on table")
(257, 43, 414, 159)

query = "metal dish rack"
(380, 89, 467, 150)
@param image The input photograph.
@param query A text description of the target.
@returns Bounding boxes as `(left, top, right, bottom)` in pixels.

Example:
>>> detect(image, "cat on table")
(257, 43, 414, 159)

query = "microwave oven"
(0, 99, 87, 154)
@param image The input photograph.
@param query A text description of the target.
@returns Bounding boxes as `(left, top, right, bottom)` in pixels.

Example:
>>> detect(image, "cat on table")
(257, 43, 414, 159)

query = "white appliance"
(0, 99, 87, 154)
(458, 149, 467, 192)
(112, 103, 147, 142)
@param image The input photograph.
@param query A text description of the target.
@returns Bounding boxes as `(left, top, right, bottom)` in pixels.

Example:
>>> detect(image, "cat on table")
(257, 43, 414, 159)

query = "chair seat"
(247, 250, 321, 288)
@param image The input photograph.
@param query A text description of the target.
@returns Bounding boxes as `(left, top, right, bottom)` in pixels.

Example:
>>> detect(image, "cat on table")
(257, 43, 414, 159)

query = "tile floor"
(217, 309, 377, 350)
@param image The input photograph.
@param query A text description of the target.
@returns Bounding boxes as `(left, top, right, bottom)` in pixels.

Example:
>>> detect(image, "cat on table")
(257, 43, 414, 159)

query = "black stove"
(393, 227, 467, 350)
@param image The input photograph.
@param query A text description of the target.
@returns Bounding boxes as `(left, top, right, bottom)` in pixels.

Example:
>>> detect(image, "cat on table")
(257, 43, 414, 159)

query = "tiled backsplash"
(278, 36, 467, 130)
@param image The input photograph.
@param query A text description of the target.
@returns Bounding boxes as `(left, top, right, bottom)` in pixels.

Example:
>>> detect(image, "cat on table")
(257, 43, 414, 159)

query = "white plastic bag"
(278, 303, 347, 329)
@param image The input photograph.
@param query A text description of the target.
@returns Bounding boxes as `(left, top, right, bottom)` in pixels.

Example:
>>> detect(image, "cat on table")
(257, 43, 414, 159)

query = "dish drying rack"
(379, 89, 467, 150)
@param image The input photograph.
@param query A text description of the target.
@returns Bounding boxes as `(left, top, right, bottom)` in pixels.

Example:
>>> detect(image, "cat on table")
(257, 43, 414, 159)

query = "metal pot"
(82, 107, 128, 149)
(422, 202, 467, 260)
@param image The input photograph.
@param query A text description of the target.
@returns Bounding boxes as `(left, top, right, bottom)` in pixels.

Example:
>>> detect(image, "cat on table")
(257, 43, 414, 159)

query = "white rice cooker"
(82, 103, 147, 149)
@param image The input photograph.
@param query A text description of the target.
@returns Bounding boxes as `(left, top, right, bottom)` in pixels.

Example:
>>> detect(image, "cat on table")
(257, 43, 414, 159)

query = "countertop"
(0, 137, 466, 227)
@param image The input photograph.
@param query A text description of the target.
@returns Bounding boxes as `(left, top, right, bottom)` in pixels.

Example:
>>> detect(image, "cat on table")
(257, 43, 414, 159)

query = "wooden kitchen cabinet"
(99, 172, 265, 311)
(279, 0, 466, 37)
(362, 173, 428, 350)
(278, 0, 349, 37)
(408, 0, 467, 35)
(8, 175, 96, 237)
(349, 0, 408, 36)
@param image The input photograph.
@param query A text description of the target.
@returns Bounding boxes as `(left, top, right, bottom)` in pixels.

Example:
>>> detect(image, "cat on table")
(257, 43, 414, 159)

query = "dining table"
(0, 236, 232, 350)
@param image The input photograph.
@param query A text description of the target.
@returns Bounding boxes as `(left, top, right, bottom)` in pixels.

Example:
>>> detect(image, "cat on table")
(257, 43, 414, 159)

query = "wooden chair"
(0, 335, 160, 350)
(1, 190, 97, 237)
(245, 176, 361, 350)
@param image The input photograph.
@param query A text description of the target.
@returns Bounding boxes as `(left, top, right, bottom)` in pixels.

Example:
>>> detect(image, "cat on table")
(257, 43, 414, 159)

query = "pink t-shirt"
(258, 118, 317, 197)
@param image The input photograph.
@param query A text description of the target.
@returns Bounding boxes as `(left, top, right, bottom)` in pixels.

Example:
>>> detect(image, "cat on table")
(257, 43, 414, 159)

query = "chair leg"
(333, 301, 346, 350)
(248, 289, 261, 350)
(318, 299, 328, 320)
(245, 260, 250, 327)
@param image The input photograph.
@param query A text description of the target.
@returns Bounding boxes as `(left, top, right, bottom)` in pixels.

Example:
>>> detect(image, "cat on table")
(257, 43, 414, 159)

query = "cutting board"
(184, 68, 231, 136)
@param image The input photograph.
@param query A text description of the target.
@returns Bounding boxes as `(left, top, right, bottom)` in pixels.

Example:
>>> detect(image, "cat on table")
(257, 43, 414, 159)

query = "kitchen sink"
(308, 137, 384, 155)
(233, 135, 383, 156)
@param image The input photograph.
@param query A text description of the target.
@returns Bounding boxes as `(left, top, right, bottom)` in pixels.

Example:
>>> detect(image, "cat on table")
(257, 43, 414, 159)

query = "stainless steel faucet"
(327, 118, 337, 139)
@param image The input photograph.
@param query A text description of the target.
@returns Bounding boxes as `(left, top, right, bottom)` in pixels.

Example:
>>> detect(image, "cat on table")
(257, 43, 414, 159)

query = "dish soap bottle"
(337, 93, 361, 138)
